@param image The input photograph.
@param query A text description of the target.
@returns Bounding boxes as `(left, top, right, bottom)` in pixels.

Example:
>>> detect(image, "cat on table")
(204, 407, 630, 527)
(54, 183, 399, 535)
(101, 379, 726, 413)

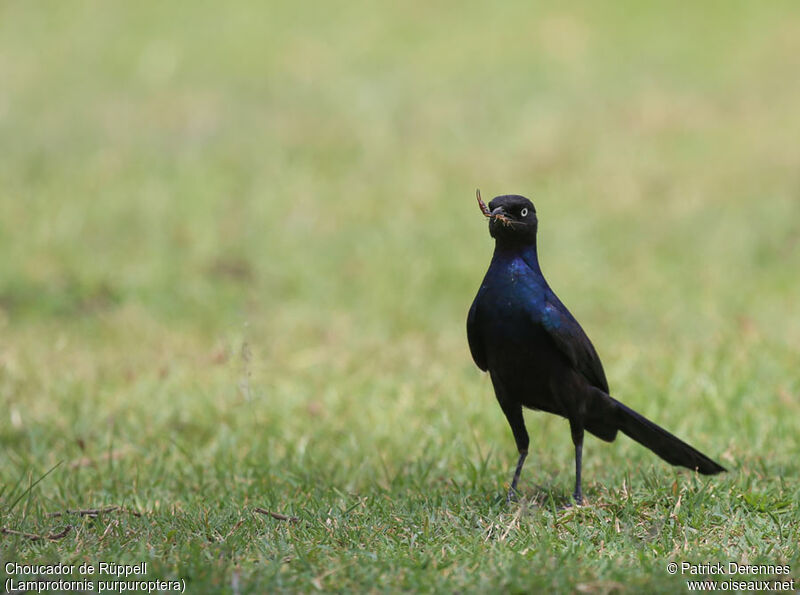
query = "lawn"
(1, 1, 799, 592)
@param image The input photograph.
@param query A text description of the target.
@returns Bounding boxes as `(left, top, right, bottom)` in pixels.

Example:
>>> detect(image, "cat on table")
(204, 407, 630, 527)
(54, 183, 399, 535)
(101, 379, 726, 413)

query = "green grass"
(2, 1, 799, 592)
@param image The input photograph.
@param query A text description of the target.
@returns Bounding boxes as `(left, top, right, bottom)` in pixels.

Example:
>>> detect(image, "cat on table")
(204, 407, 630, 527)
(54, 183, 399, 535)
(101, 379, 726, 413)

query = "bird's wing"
(539, 294, 609, 393)
(467, 296, 488, 371)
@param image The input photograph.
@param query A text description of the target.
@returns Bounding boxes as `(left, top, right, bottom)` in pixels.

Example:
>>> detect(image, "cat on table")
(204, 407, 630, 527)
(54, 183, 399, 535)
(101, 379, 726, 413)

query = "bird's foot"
(556, 495, 584, 510)
(506, 487, 519, 505)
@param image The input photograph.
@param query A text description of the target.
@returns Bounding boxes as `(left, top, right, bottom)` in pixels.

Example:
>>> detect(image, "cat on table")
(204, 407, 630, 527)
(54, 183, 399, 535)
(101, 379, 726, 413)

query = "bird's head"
(476, 190, 538, 246)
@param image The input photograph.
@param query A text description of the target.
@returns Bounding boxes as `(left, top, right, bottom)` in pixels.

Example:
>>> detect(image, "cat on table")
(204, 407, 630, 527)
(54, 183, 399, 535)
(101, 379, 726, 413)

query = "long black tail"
(587, 391, 726, 475)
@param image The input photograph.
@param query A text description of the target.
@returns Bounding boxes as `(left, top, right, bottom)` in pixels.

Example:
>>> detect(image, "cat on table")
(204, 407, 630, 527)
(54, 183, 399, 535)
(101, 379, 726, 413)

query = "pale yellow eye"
(521, 208, 528, 217)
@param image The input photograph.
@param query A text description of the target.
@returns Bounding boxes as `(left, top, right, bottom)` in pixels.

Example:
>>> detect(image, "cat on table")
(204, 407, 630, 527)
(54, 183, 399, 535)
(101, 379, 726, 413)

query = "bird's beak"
(490, 205, 513, 226)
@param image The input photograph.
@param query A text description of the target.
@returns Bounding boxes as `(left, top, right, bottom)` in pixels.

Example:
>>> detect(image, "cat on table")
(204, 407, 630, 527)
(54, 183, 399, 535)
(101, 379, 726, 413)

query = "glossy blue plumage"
(468, 243, 608, 400)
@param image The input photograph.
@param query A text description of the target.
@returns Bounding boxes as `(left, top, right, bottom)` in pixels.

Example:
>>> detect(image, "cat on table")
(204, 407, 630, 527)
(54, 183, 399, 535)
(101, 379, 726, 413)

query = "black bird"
(467, 191, 725, 504)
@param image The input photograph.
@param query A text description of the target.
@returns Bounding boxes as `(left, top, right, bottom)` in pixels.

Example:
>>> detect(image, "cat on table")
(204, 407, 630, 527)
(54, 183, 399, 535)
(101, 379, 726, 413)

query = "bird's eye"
(520, 208, 528, 217)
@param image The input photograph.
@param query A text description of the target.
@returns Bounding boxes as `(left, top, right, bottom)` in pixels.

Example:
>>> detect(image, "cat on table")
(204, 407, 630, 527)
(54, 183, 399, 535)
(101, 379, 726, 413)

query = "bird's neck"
(492, 240, 542, 274)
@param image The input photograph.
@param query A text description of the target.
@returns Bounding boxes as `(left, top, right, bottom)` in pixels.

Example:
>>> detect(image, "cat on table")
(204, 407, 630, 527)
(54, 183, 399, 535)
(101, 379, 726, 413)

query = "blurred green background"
(1, 1, 798, 591)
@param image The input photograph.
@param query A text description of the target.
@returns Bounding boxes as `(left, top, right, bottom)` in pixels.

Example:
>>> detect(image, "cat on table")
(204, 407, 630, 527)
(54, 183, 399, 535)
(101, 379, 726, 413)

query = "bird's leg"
(569, 419, 585, 505)
(573, 440, 583, 505)
(497, 399, 529, 503)
(508, 449, 528, 504)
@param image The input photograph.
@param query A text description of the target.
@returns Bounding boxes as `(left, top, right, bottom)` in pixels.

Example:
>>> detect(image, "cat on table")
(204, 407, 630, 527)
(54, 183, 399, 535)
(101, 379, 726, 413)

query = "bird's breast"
(479, 260, 547, 320)
(475, 259, 567, 387)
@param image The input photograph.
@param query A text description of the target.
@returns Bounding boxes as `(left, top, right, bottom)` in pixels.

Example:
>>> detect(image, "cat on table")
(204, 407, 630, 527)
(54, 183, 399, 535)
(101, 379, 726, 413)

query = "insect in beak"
(476, 189, 513, 226)
(477, 189, 492, 217)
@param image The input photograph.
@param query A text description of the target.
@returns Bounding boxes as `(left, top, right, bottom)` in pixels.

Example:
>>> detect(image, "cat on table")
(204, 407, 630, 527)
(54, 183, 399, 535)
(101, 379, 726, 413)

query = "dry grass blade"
(47, 506, 141, 518)
(1, 525, 72, 541)
(98, 519, 119, 543)
(225, 519, 245, 539)
(253, 507, 300, 523)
